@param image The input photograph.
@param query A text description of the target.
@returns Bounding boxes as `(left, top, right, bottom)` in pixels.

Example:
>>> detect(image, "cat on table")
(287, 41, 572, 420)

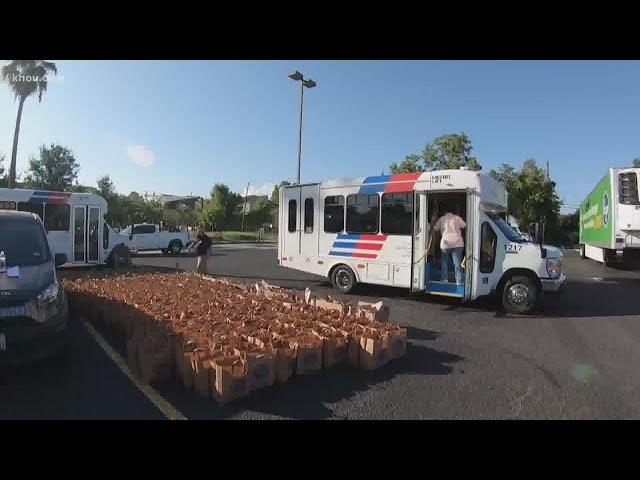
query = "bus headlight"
(546, 258, 562, 278)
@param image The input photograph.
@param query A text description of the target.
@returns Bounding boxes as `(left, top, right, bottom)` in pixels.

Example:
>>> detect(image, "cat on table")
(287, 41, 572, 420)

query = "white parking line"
(80, 318, 187, 421)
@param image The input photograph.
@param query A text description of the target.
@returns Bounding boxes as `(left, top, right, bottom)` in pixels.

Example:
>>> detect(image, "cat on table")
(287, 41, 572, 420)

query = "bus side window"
(288, 199, 297, 233)
(44, 204, 70, 231)
(17, 202, 44, 222)
(304, 198, 314, 234)
(103, 223, 109, 249)
(324, 195, 344, 233)
(346, 194, 380, 234)
(479, 222, 497, 273)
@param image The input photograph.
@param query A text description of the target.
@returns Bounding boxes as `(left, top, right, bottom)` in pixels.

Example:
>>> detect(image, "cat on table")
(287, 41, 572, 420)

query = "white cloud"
(243, 182, 276, 197)
(127, 144, 155, 168)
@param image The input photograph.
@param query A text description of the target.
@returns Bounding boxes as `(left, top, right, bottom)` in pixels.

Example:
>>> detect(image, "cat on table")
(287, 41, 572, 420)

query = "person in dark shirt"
(189, 230, 213, 274)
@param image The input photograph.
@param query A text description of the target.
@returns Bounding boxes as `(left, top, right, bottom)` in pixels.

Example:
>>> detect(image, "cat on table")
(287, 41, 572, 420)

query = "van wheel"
(331, 265, 357, 294)
(579, 244, 586, 259)
(501, 275, 537, 314)
(169, 240, 182, 255)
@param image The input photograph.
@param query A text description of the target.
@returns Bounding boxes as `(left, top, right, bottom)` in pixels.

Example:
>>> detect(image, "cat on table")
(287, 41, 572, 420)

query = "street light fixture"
(288, 70, 316, 184)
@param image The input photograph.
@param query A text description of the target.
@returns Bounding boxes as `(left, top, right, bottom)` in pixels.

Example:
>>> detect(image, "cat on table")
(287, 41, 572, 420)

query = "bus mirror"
(54, 253, 68, 266)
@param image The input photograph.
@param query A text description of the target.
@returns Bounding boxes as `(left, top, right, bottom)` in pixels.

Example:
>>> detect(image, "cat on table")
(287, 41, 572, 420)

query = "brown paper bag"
(290, 337, 322, 375)
(273, 346, 296, 383)
(178, 351, 195, 389)
(126, 337, 140, 375)
(234, 348, 275, 391)
(357, 301, 390, 322)
(138, 341, 173, 384)
(358, 335, 390, 370)
(213, 357, 248, 404)
(192, 356, 212, 397)
(383, 327, 407, 360)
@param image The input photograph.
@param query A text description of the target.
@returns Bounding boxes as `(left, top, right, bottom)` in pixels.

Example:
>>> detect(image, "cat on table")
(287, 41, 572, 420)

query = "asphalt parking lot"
(2, 245, 640, 419)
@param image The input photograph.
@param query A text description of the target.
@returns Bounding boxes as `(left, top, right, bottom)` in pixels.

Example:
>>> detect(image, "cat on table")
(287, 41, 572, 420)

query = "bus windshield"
(486, 212, 525, 242)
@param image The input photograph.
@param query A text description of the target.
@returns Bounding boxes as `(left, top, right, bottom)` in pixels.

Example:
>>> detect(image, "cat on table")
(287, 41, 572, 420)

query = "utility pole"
(546, 161, 550, 181)
(241, 183, 249, 231)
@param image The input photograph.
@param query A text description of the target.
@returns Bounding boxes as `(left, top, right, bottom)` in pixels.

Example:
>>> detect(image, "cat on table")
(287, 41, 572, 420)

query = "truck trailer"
(579, 167, 640, 266)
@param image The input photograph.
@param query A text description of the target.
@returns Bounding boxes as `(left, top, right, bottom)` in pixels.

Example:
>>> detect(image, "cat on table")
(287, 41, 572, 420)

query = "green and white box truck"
(579, 167, 640, 266)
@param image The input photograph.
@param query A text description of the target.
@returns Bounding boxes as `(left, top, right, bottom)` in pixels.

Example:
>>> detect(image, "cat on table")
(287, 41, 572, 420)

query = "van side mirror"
(54, 253, 68, 266)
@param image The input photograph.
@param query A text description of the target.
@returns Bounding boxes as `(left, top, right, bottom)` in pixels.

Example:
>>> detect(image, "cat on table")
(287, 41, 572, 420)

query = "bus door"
(73, 206, 87, 262)
(464, 189, 478, 301)
(87, 206, 101, 263)
(72, 205, 101, 263)
(411, 191, 428, 292)
(281, 186, 301, 261)
(300, 184, 319, 256)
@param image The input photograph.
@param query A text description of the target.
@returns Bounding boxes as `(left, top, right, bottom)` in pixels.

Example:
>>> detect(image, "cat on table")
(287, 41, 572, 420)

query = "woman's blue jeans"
(441, 247, 464, 284)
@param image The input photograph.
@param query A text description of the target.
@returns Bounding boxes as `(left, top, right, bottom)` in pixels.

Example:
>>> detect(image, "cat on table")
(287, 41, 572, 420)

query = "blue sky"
(1, 60, 639, 211)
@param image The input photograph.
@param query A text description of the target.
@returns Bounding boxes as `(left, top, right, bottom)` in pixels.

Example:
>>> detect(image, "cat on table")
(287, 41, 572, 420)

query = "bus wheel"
(579, 244, 586, 259)
(501, 275, 537, 314)
(331, 265, 356, 294)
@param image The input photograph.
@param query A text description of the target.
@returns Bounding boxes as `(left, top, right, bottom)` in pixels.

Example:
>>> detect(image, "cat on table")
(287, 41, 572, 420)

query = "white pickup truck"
(120, 224, 189, 255)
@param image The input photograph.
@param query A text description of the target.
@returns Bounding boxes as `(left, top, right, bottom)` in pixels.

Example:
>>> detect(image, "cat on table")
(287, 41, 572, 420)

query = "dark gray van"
(0, 210, 69, 364)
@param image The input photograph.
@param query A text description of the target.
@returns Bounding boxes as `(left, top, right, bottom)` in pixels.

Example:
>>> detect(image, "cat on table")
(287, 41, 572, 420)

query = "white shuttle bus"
(0, 188, 130, 267)
(278, 169, 566, 313)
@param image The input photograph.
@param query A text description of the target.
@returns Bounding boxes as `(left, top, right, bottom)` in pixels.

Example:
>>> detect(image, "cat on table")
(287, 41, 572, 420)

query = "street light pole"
(288, 70, 316, 185)
(297, 81, 304, 185)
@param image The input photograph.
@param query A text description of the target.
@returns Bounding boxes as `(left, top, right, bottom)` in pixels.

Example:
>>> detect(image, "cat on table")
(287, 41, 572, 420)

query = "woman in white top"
(428, 206, 466, 284)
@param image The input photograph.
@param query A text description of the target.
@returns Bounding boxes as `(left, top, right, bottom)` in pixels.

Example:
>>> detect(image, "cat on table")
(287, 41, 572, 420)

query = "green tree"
(1, 60, 58, 188)
(390, 154, 425, 174)
(201, 200, 225, 232)
(390, 133, 481, 173)
(97, 175, 116, 199)
(633, 157, 640, 168)
(558, 210, 579, 247)
(505, 159, 561, 237)
(489, 164, 516, 191)
(270, 180, 291, 204)
(24, 144, 80, 191)
(246, 197, 272, 229)
(423, 133, 481, 171)
(210, 183, 242, 229)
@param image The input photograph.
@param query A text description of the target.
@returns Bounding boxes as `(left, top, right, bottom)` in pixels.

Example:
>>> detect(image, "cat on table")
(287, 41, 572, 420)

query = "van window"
(480, 222, 497, 273)
(44, 204, 70, 231)
(324, 196, 344, 233)
(304, 198, 314, 233)
(17, 202, 44, 222)
(381, 192, 412, 235)
(0, 217, 50, 267)
(133, 224, 155, 234)
(346, 194, 379, 234)
(288, 199, 297, 233)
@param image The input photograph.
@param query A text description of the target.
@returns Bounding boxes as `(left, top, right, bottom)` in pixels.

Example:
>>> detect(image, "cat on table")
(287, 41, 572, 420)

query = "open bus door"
(410, 191, 428, 292)
(464, 188, 478, 302)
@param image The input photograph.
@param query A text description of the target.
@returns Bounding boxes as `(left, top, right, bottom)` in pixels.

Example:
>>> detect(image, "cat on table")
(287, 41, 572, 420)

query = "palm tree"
(1, 60, 58, 188)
